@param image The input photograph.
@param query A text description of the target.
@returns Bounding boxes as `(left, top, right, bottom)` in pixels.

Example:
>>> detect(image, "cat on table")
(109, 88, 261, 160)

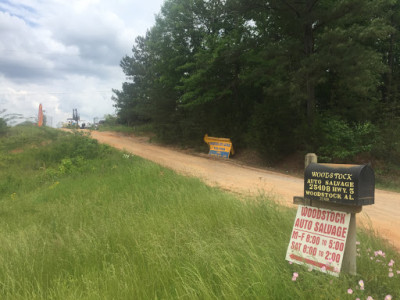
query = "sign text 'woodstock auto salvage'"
(285, 205, 351, 277)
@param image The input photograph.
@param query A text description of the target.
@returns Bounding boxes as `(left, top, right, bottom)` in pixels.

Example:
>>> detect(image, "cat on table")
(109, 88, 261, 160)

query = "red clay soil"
(89, 130, 400, 251)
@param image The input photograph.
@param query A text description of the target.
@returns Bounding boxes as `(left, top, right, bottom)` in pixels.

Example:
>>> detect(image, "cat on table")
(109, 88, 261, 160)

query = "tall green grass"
(0, 125, 399, 299)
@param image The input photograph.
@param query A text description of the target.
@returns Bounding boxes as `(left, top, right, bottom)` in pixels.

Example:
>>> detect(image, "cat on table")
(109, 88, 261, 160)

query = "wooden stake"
(305, 153, 317, 169)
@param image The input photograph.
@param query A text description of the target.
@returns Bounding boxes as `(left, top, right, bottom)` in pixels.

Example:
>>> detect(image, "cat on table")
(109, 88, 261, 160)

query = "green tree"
(0, 109, 24, 126)
(377, 0, 400, 120)
(113, 0, 397, 162)
(0, 118, 7, 135)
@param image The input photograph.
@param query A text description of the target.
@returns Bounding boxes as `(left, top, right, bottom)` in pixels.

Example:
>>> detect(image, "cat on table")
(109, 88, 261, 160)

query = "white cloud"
(0, 0, 164, 127)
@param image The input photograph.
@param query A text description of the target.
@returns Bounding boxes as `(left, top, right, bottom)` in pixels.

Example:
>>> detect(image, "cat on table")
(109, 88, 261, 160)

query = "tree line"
(112, 0, 400, 164)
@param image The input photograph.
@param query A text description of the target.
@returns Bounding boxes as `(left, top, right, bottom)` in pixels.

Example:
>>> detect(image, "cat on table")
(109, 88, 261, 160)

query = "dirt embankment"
(89, 130, 400, 251)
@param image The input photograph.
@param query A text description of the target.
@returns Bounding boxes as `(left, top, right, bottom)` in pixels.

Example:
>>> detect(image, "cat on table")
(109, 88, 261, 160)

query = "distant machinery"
(72, 108, 80, 122)
(65, 108, 80, 128)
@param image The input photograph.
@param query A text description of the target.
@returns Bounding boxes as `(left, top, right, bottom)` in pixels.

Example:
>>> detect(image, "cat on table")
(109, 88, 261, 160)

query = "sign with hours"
(285, 205, 351, 277)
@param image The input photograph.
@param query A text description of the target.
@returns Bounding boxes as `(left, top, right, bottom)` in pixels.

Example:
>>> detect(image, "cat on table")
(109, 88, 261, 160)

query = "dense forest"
(112, 0, 400, 165)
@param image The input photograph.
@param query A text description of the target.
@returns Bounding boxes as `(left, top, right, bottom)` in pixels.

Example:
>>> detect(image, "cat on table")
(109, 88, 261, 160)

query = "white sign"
(285, 205, 351, 277)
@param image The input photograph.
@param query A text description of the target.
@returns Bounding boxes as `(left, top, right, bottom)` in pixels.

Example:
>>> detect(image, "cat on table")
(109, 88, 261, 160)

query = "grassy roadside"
(0, 125, 399, 299)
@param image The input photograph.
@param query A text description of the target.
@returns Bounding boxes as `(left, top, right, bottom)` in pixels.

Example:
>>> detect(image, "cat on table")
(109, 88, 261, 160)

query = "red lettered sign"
(285, 205, 351, 277)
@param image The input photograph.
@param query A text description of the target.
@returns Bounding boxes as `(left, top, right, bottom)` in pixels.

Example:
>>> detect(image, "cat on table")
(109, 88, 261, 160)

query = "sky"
(0, 0, 165, 127)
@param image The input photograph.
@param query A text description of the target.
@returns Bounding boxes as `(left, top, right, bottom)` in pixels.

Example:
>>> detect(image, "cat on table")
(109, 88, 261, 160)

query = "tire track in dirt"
(89, 130, 400, 251)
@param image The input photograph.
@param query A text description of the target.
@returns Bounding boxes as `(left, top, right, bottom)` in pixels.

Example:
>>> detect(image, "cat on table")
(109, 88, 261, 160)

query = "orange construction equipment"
(38, 104, 43, 127)
(204, 134, 234, 159)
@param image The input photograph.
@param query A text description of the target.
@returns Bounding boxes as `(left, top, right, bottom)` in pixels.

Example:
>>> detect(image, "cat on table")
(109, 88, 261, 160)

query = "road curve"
(89, 130, 400, 250)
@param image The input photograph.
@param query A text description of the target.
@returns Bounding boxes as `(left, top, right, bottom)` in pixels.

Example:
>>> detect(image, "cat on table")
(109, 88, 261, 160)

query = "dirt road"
(89, 130, 400, 250)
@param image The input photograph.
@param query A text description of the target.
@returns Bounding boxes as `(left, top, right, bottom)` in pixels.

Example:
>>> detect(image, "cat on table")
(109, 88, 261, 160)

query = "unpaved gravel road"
(89, 130, 400, 250)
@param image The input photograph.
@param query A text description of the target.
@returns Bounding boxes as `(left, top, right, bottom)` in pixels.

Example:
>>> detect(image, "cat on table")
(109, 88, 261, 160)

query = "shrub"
(317, 116, 376, 162)
(35, 131, 111, 165)
(373, 117, 400, 164)
(0, 118, 7, 136)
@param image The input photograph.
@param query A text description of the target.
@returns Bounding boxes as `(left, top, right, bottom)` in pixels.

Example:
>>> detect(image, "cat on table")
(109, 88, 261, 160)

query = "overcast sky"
(0, 0, 164, 127)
